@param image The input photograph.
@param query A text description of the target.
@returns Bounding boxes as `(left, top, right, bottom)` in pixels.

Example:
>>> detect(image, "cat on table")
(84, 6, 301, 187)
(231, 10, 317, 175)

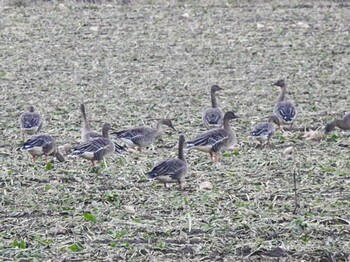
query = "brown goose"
(251, 115, 280, 147)
(147, 135, 187, 190)
(71, 123, 115, 167)
(272, 79, 297, 127)
(186, 111, 239, 161)
(325, 112, 350, 134)
(112, 119, 175, 151)
(202, 85, 224, 129)
(19, 106, 43, 139)
(80, 103, 125, 154)
(21, 134, 65, 162)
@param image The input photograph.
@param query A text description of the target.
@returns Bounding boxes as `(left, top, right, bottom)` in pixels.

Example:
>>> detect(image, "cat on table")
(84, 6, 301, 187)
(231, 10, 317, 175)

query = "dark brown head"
(211, 85, 223, 93)
(272, 79, 286, 88)
(224, 111, 239, 120)
(324, 122, 335, 134)
(28, 106, 35, 112)
(161, 119, 176, 131)
(179, 134, 185, 145)
(101, 123, 113, 137)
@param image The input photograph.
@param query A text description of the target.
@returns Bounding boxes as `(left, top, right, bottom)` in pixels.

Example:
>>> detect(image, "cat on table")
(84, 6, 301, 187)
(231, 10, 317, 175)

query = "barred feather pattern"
(273, 101, 297, 124)
(147, 159, 186, 181)
(203, 108, 224, 129)
(115, 127, 155, 147)
(72, 137, 115, 162)
(251, 122, 275, 139)
(186, 129, 229, 153)
(21, 134, 55, 156)
(20, 112, 42, 134)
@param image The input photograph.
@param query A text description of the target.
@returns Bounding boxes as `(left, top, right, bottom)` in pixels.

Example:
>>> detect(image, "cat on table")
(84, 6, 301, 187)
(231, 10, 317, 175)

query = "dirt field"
(0, 0, 349, 261)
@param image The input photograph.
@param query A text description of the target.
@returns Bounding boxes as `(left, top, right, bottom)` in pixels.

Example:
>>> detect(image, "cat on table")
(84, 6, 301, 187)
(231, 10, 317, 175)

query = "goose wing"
(274, 101, 297, 123)
(203, 108, 224, 128)
(86, 131, 125, 154)
(72, 138, 110, 155)
(21, 135, 53, 151)
(20, 112, 42, 130)
(251, 123, 274, 137)
(187, 129, 228, 152)
(114, 127, 153, 145)
(88, 131, 102, 140)
(147, 159, 185, 179)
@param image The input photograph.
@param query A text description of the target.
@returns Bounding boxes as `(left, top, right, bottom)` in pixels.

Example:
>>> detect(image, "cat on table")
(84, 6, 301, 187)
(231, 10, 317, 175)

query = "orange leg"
(32, 156, 36, 162)
(210, 152, 219, 162)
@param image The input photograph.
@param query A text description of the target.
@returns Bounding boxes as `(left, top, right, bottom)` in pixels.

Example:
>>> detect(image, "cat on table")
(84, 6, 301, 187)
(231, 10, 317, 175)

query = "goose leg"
(214, 154, 220, 162)
(209, 152, 215, 161)
(179, 181, 184, 190)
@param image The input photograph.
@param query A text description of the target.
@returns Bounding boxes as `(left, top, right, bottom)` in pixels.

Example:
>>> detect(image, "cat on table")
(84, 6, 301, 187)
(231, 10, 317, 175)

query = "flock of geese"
(19, 79, 350, 189)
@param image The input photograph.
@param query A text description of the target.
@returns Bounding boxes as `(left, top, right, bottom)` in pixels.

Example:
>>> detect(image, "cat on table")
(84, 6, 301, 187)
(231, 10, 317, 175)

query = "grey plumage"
(324, 112, 350, 134)
(80, 103, 125, 154)
(147, 135, 187, 189)
(21, 134, 64, 162)
(272, 79, 297, 125)
(187, 111, 239, 161)
(251, 116, 280, 146)
(19, 106, 43, 138)
(71, 123, 115, 166)
(202, 85, 224, 129)
(113, 119, 175, 150)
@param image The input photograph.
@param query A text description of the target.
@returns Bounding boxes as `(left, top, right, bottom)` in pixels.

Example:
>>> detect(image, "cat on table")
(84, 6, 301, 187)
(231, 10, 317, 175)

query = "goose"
(147, 135, 187, 190)
(272, 79, 297, 128)
(21, 134, 65, 162)
(112, 119, 175, 151)
(251, 115, 280, 146)
(202, 85, 224, 129)
(19, 106, 43, 139)
(71, 123, 115, 167)
(324, 112, 350, 134)
(186, 111, 239, 161)
(80, 103, 125, 154)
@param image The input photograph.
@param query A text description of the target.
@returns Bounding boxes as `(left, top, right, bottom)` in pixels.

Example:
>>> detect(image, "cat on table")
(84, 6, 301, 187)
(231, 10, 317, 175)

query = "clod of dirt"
(123, 205, 136, 213)
(283, 146, 296, 155)
(199, 181, 213, 190)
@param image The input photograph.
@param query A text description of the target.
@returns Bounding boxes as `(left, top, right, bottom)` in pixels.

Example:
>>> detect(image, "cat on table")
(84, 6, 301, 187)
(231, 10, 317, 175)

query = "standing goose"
(186, 111, 239, 161)
(251, 115, 280, 147)
(324, 112, 350, 134)
(21, 134, 65, 162)
(202, 85, 224, 129)
(19, 106, 43, 139)
(147, 135, 187, 190)
(71, 123, 115, 167)
(272, 79, 297, 128)
(80, 104, 125, 154)
(112, 119, 175, 151)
